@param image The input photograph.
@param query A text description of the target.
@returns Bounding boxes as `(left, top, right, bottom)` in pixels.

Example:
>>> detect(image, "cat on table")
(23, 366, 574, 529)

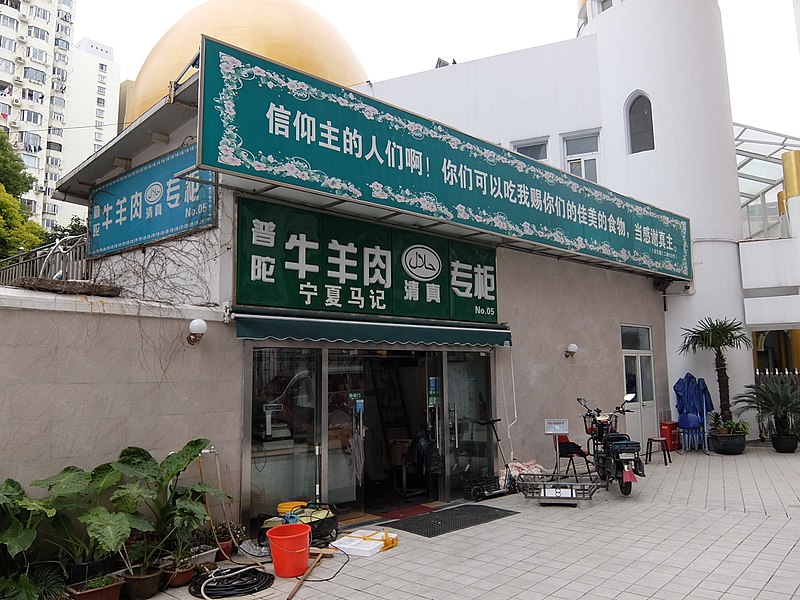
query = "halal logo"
(401, 245, 441, 282)
(144, 182, 163, 205)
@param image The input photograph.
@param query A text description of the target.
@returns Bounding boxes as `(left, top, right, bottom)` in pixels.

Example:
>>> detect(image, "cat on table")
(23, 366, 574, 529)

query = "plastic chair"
(553, 435, 591, 477)
(678, 413, 703, 451)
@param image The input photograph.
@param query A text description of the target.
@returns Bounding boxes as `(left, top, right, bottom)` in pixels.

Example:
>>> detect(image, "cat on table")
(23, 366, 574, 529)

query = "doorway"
(247, 347, 493, 524)
(621, 325, 658, 442)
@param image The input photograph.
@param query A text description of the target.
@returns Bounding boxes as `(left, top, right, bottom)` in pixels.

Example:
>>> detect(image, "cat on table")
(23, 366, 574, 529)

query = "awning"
(233, 313, 512, 347)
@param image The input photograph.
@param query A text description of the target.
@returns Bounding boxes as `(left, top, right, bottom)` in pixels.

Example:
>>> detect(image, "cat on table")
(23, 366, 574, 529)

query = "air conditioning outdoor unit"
(36, 185, 45, 192)
(9, 120, 19, 127)
(13, 76, 23, 84)
(12, 97, 21, 106)
(14, 56, 25, 64)
(16, 35, 27, 44)
(19, 13, 28, 22)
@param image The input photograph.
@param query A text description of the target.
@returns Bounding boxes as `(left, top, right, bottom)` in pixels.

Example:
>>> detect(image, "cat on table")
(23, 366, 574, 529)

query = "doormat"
(382, 504, 518, 538)
(379, 504, 435, 520)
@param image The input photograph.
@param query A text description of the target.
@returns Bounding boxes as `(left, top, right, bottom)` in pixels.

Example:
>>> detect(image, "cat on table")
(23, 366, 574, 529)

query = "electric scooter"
(464, 418, 517, 502)
(577, 394, 645, 496)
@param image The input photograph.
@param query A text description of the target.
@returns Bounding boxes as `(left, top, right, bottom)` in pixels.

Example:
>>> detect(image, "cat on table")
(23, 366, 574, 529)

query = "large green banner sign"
(237, 197, 498, 323)
(200, 37, 691, 280)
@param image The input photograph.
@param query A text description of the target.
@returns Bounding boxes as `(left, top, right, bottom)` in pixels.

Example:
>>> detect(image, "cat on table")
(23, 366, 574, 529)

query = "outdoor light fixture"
(564, 343, 579, 358)
(187, 319, 208, 345)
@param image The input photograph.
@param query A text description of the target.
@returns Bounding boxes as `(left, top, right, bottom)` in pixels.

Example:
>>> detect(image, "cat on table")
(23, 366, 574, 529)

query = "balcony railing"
(0, 235, 89, 284)
(755, 369, 800, 388)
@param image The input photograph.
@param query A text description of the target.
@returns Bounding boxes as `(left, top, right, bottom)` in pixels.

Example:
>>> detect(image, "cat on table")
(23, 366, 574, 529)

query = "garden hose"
(188, 565, 275, 599)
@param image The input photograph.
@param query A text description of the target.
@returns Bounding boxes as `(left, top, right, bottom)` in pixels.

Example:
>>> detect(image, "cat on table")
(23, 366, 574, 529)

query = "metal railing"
(755, 369, 800, 388)
(0, 235, 90, 285)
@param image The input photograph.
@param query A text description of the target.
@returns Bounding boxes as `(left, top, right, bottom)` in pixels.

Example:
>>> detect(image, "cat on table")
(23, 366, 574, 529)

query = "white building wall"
(584, 0, 752, 409)
(62, 38, 120, 175)
(366, 0, 753, 412)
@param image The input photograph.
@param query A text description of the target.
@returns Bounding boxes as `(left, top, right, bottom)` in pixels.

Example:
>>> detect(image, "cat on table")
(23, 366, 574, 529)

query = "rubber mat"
(382, 504, 518, 538)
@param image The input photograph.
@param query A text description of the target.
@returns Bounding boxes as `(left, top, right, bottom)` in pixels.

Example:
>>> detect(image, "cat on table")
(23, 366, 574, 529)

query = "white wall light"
(187, 319, 208, 345)
(564, 343, 579, 358)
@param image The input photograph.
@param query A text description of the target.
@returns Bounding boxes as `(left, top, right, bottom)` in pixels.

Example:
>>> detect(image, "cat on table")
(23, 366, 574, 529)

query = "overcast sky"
(73, 0, 800, 136)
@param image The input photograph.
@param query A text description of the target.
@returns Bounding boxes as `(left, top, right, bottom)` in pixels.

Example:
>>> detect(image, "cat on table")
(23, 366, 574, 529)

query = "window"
(43, 218, 57, 229)
(95, 108, 104, 118)
(46, 171, 59, 181)
(23, 66, 46, 84)
(50, 111, 64, 122)
(0, 58, 13, 73)
(48, 126, 63, 137)
(52, 67, 67, 81)
(95, 120, 103, 128)
(97, 73, 107, 84)
(27, 46, 48, 64)
(46, 141, 62, 152)
(24, 198, 36, 213)
(0, 101, 9, 115)
(53, 37, 69, 50)
(515, 140, 548, 161)
(29, 7, 50, 22)
(21, 153, 38, 168)
(601, 0, 613, 11)
(1, 0, 21, 10)
(47, 156, 61, 168)
(23, 88, 45, 103)
(50, 95, 65, 108)
(19, 130, 41, 149)
(564, 132, 599, 182)
(96, 97, 105, 107)
(43, 202, 58, 214)
(628, 94, 655, 154)
(27, 26, 48, 41)
(93, 143, 102, 151)
(98, 63, 107, 72)
(0, 35, 15, 51)
(97, 86, 105, 95)
(55, 51, 68, 64)
(93, 132, 102, 142)
(56, 23, 70, 36)
(0, 14, 18, 31)
(20, 108, 42, 124)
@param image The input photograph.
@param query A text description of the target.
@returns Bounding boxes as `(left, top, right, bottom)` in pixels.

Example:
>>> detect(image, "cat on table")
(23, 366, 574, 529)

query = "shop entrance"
(248, 347, 493, 525)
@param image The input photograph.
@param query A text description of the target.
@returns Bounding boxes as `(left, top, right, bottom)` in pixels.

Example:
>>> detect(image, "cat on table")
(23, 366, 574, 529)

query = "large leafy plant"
(110, 438, 228, 576)
(733, 382, 800, 437)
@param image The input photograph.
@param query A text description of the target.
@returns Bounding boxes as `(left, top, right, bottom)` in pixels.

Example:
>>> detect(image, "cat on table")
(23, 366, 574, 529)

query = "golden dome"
(124, 0, 368, 123)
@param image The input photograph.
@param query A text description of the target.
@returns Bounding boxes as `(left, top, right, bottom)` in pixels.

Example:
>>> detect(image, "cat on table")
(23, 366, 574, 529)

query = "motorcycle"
(577, 394, 645, 496)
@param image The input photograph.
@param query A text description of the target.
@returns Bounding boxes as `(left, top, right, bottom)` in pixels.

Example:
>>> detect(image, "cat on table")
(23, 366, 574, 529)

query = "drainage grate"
(382, 504, 518, 538)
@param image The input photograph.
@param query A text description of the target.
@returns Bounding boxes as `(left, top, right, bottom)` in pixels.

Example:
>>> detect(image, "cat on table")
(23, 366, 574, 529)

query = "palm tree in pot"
(733, 382, 800, 453)
(677, 317, 752, 421)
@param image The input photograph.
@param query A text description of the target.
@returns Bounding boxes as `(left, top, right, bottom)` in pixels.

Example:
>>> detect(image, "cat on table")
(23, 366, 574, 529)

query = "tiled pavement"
(155, 445, 800, 599)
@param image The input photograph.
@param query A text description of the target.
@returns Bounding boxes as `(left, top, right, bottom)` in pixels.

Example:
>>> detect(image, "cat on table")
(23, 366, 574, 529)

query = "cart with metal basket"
(516, 471, 601, 505)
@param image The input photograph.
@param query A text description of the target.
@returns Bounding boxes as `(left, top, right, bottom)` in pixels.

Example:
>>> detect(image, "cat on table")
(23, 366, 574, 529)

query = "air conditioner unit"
(9, 120, 19, 127)
(11, 97, 21, 106)
(19, 13, 28, 22)
(22, 0, 32, 3)
(16, 35, 27, 44)
(14, 56, 24, 64)
(13, 76, 23, 84)
(36, 184, 45, 192)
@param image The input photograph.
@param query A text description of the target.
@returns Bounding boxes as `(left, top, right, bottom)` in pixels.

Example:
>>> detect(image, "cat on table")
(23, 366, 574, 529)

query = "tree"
(44, 214, 87, 244)
(0, 130, 35, 199)
(0, 186, 47, 259)
(678, 317, 752, 421)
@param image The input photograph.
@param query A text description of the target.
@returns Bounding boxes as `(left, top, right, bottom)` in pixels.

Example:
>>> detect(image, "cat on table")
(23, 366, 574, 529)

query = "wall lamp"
(187, 319, 208, 345)
(564, 343, 579, 359)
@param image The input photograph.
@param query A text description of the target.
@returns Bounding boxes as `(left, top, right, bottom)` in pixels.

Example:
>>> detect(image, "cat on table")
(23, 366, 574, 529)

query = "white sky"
(73, 0, 800, 136)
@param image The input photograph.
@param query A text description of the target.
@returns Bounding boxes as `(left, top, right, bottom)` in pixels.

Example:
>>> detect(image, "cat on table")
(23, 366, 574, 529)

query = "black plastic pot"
(771, 435, 798, 453)
(67, 555, 111, 585)
(710, 433, 746, 455)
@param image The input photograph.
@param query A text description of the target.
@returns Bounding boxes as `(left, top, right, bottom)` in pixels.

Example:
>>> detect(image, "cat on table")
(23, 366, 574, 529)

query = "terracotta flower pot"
(215, 537, 234, 561)
(122, 567, 163, 600)
(66, 575, 124, 600)
(162, 564, 195, 588)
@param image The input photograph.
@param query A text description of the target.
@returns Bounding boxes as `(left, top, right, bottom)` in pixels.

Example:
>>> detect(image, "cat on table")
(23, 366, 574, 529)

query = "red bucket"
(266, 523, 311, 577)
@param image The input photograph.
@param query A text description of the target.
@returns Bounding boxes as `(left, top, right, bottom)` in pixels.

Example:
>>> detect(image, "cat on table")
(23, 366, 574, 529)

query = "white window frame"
(512, 136, 549, 163)
(562, 129, 600, 183)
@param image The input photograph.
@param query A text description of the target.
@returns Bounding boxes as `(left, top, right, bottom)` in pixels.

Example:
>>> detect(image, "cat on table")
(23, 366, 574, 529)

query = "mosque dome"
(124, 0, 368, 123)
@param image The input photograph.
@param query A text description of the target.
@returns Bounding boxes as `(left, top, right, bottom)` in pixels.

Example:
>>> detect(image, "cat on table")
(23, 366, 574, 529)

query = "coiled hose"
(188, 566, 275, 599)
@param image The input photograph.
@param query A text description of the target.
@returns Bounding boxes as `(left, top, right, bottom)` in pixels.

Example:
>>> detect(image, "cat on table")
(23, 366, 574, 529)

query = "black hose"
(188, 567, 275, 599)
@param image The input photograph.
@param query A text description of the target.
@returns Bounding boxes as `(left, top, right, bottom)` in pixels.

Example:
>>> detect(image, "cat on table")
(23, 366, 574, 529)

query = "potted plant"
(30, 463, 124, 585)
(678, 317, 752, 421)
(710, 419, 749, 455)
(160, 538, 195, 588)
(733, 382, 800, 453)
(109, 438, 228, 600)
(65, 574, 125, 600)
(202, 520, 246, 561)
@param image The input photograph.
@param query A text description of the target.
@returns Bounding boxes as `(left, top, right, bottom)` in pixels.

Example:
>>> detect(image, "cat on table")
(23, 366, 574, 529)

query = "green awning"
(233, 314, 511, 347)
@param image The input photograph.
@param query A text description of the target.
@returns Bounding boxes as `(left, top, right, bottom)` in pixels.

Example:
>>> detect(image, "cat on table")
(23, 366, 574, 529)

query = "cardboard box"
(331, 529, 398, 557)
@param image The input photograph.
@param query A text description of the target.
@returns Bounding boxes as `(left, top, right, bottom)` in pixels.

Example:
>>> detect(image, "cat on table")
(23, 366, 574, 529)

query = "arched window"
(628, 94, 654, 154)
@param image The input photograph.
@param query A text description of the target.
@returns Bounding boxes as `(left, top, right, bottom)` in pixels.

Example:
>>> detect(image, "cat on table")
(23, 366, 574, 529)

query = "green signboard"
(237, 197, 498, 323)
(200, 37, 691, 280)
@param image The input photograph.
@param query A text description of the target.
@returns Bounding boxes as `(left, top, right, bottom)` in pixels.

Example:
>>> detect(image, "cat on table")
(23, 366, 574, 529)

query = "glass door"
(250, 348, 321, 519)
(446, 351, 492, 500)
